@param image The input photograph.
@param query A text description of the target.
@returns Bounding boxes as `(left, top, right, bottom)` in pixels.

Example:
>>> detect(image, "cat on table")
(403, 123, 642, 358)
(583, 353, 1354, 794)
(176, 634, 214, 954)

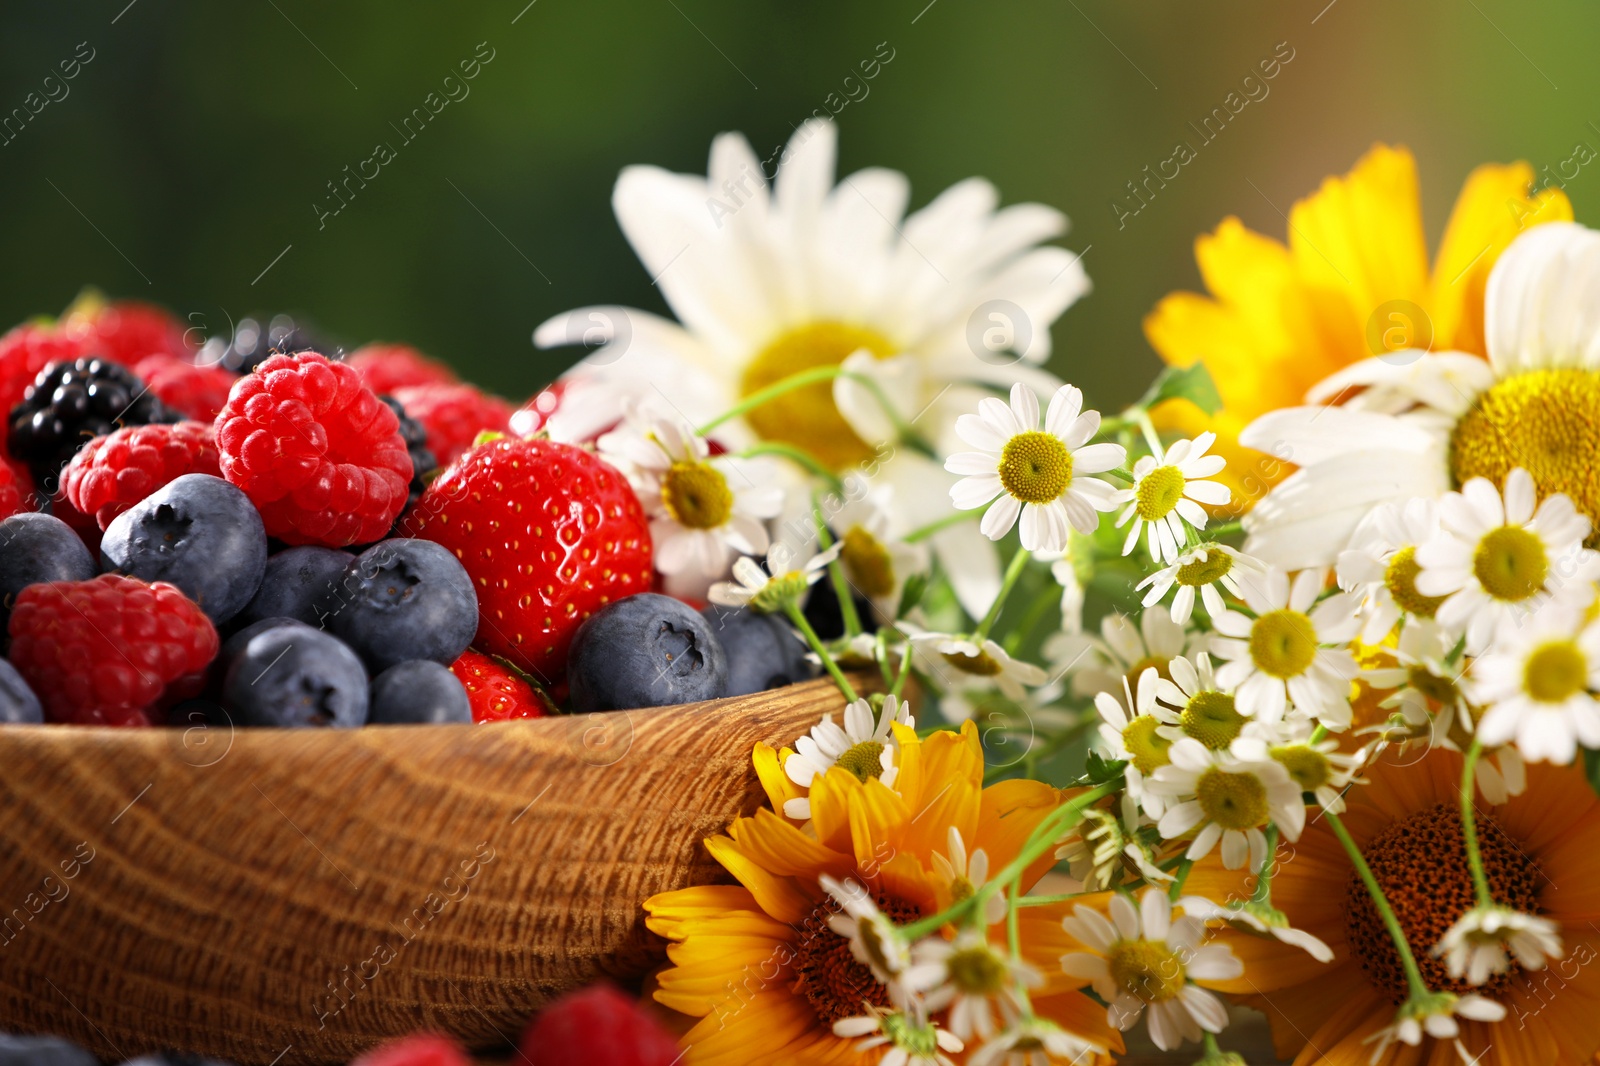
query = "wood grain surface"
(0, 677, 864, 1065)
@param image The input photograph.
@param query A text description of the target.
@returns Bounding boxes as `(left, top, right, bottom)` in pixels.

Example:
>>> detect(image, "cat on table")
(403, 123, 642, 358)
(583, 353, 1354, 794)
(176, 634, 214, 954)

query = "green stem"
(1202, 1031, 1223, 1057)
(698, 366, 844, 436)
(1325, 807, 1430, 999)
(740, 442, 843, 493)
(1461, 738, 1493, 907)
(874, 629, 895, 689)
(812, 506, 862, 639)
(1251, 824, 1280, 905)
(1167, 857, 1193, 902)
(902, 510, 978, 544)
(1016, 891, 1096, 908)
(784, 602, 858, 703)
(1206, 520, 1244, 538)
(1004, 582, 1060, 655)
(1007, 876, 1032, 1011)
(888, 632, 915, 700)
(1136, 410, 1163, 457)
(1107, 466, 1137, 483)
(974, 548, 1030, 643)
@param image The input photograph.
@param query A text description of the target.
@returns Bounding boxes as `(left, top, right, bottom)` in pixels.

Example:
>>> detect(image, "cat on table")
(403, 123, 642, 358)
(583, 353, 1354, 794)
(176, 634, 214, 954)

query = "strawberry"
(517, 984, 681, 1066)
(404, 437, 652, 684)
(449, 649, 556, 721)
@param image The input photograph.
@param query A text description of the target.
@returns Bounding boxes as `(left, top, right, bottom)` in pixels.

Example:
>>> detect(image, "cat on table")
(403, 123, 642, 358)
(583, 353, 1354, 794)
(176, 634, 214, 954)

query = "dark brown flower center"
(790, 891, 921, 1026)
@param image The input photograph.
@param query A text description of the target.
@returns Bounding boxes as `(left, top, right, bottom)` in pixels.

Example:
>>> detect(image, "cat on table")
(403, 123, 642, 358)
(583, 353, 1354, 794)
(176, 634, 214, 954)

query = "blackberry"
(381, 394, 437, 513)
(196, 313, 335, 375)
(8, 358, 180, 491)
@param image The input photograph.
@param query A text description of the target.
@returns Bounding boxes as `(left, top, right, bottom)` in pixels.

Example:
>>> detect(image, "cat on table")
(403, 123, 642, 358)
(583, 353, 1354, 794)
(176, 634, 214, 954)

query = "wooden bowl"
(0, 677, 858, 1065)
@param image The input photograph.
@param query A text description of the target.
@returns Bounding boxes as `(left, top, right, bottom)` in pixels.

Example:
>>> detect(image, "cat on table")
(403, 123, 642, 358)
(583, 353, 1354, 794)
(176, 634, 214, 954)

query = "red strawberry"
(62, 421, 222, 530)
(404, 437, 652, 683)
(350, 1034, 470, 1066)
(392, 383, 515, 467)
(136, 354, 236, 422)
(347, 343, 458, 394)
(449, 649, 555, 721)
(518, 984, 681, 1066)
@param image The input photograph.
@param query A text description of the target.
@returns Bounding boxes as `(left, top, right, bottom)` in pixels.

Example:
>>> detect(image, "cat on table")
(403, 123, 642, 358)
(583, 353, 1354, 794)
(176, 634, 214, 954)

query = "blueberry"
(700, 605, 815, 697)
(568, 593, 728, 713)
(322, 539, 477, 672)
(0, 660, 42, 723)
(0, 1034, 98, 1066)
(368, 660, 472, 724)
(0, 513, 95, 626)
(236, 546, 351, 628)
(117, 1054, 235, 1066)
(100, 474, 267, 625)
(223, 624, 368, 728)
(221, 616, 305, 663)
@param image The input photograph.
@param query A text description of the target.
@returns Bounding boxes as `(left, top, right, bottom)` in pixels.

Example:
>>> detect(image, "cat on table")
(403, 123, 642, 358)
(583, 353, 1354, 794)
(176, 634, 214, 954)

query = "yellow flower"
(644, 721, 1122, 1065)
(1144, 144, 1571, 511)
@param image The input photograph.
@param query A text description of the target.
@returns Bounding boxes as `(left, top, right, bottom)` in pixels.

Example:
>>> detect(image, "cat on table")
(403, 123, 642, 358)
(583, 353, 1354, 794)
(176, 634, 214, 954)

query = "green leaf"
(1137, 363, 1222, 417)
(1084, 751, 1128, 786)
(1584, 747, 1600, 799)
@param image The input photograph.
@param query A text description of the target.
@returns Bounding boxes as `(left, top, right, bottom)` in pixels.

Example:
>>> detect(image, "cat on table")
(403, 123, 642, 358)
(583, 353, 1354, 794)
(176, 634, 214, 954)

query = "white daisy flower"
(902, 930, 1040, 1041)
(831, 477, 931, 623)
(1036, 542, 1088, 635)
(1240, 221, 1600, 571)
(1336, 496, 1447, 644)
(598, 404, 783, 588)
(1230, 716, 1364, 815)
(966, 1017, 1102, 1066)
(1058, 889, 1242, 1052)
(782, 694, 914, 820)
(1364, 992, 1504, 1062)
(1137, 543, 1262, 625)
(1361, 618, 1468, 739)
(1415, 467, 1599, 655)
(1046, 605, 1201, 704)
(931, 827, 1007, 926)
(1177, 894, 1334, 964)
(1432, 905, 1563, 987)
(1113, 432, 1231, 564)
(1092, 670, 1172, 823)
(1209, 568, 1361, 727)
(1466, 606, 1600, 764)
(906, 627, 1047, 701)
(833, 1005, 963, 1066)
(1054, 805, 1129, 893)
(708, 540, 840, 612)
(945, 383, 1125, 552)
(1147, 738, 1306, 870)
(822, 875, 912, 990)
(1153, 653, 1246, 754)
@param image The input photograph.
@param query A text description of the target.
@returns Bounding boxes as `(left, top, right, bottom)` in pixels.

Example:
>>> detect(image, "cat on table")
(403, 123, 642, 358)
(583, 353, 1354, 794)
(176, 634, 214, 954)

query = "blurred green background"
(1, 0, 1593, 407)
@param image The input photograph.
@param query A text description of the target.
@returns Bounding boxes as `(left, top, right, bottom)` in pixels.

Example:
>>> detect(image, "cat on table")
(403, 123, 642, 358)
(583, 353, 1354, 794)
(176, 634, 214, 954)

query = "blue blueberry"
(221, 616, 305, 663)
(0, 660, 43, 724)
(0, 1034, 97, 1066)
(368, 660, 472, 724)
(0, 513, 95, 625)
(568, 592, 728, 712)
(322, 538, 477, 672)
(700, 605, 815, 697)
(100, 474, 267, 625)
(237, 546, 352, 628)
(223, 623, 368, 728)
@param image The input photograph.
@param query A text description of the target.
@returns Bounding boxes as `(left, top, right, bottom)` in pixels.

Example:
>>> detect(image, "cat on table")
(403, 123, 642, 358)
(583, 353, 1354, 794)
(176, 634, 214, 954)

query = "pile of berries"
(0, 295, 808, 730)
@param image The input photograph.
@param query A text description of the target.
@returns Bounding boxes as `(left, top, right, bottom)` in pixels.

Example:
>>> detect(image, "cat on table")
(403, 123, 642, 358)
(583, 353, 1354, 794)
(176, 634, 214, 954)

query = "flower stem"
(784, 601, 858, 703)
(902, 510, 977, 544)
(1136, 410, 1163, 457)
(1461, 737, 1493, 907)
(741, 442, 844, 493)
(698, 366, 844, 436)
(811, 503, 862, 639)
(1251, 824, 1280, 905)
(1167, 857, 1193, 902)
(889, 631, 915, 699)
(1324, 806, 1431, 1000)
(974, 548, 1030, 642)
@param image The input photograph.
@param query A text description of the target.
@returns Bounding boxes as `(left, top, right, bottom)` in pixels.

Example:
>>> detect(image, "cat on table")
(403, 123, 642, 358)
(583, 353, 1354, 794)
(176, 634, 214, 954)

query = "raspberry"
(215, 352, 412, 547)
(391, 383, 515, 468)
(405, 437, 652, 683)
(67, 298, 193, 364)
(62, 421, 222, 530)
(351, 1034, 470, 1066)
(136, 354, 236, 422)
(7, 573, 219, 726)
(0, 324, 88, 448)
(0, 458, 31, 522)
(449, 649, 554, 721)
(347, 343, 458, 394)
(518, 984, 681, 1066)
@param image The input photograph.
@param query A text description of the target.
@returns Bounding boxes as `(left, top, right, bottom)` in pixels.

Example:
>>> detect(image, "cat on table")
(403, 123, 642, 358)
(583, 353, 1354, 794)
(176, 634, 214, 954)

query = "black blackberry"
(8, 358, 181, 491)
(380, 394, 437, 514)
(197, 313, 336, 375)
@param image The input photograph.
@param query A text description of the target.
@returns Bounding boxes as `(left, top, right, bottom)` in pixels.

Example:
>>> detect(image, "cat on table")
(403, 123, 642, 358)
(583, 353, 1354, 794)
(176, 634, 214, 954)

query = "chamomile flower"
(966, 1018, 1102, 1066)
(828, 479, 931, 624)
(1136, 543, 1261, 625)
(1153, 653, 1246, 753)
(1415, 468, 1599, 654)
(1178, 894, 1334, 964)
(833, 1005, 964, 1066)
(1092, 670, 1172, 823)
(1058, 889, 1242, 1052)
(1466, 607, 1600, 764)
(1044, 544, 1087, 634)
(1231, 717, 1364, 815)
(1364, 992, 1505, 1063)
(1047, 605, 1200, 704)
(902, 930, 1040, 1040)
(1113, 433, 1230, 564)
(907, 627, 1047, 701)
(782, 694, 914, 820)
(1361, 618, 1468, 738)
(1336, 496, 1447, 644)
(822, 875, 912, 990)
(1054, 806, 1128, 893)
(1433, 905, 1563, 986)
(945, 383, 1125, 552)
(708, 540, 840, 612)
(1209, 567, 1360, 727)
(1147, 739, 1306, 870)
(598, 405, 783, 588)
(931, 827, 1007, 926)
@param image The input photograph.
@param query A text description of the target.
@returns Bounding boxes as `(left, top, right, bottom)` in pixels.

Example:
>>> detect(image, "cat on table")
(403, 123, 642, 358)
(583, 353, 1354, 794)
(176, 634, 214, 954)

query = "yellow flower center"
(1383, 545, 1446, 618)
(1107, 939, 1185, 1002)
(998, 430, 1073, 504)
(948, 875, 976, 904)
(660, 460, 733, 529)
(1523, 640, 1589, 703)
(739, 321, 897, 470)
(1195, 766, 1269, 830)
(1407, 664, 1460, 707)
(1181, 691, 1245, 750)
(943, 648, 1003, 676)
(946, 945, 1009, 995)
(1248, 609, 1318, 679)
(1450, 368, 1600, 546)
(1271, 744, 1331, 792)
(1472, 526, 1548, 602)
(1123, 655, 1172, 693)
(1121, 715, 1173, 775)
(1135, 465, 1187, 520)
(840, 524, 895, 599)
(1176, 548, 1232, 587)
(834, 739, 888, 782)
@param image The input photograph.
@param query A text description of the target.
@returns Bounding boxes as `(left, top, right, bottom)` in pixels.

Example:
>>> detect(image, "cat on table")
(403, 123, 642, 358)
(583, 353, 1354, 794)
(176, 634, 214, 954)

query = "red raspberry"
(0, 458, 32, 522)
(0, 324, 88, 449)
(136, 354, 236, 422)
(449, 649, 554, 721)
(518, 984, 680, 1066)
(215, 352, 412, 547)
(347, 343, 458, 394)
(8, 574, 219, 726)
(392, 383, 515, 467)
(405, 438, 652, 683)
(62, 421, 222, 530)
(67, 299, 193, 364)
(350, 1034, 469, 1066)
